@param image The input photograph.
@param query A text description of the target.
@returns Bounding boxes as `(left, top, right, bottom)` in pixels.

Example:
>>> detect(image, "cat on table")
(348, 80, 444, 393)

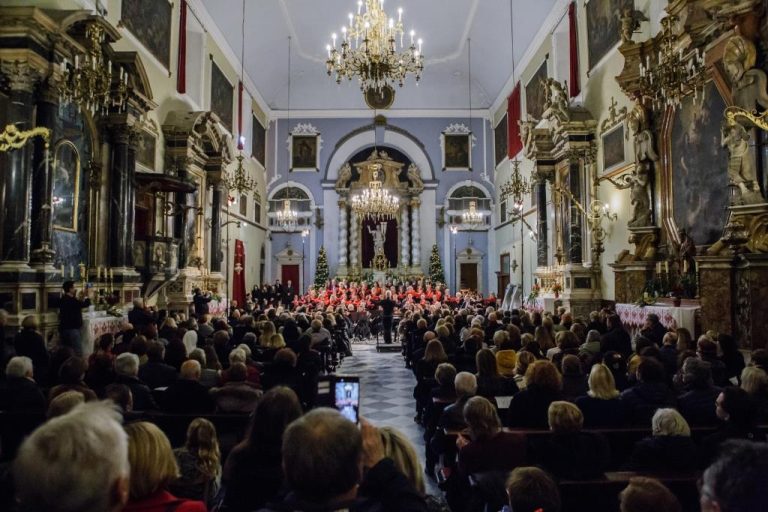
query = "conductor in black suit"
(379, 291, 397, 344)
(192, 287, 212, 318)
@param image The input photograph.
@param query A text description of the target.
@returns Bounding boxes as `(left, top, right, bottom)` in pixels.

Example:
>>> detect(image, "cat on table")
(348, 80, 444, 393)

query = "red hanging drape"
(568, 1, 580, 98)
(232, 239, 246, 307)
(507, 83, 522, 158)
(176, 0, 187, 94)
(237, 81, 244, 150)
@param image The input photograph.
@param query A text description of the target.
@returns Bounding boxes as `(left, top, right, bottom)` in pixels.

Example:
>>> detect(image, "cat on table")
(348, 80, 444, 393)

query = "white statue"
(722, 118, 762, 204)
(336, 163, 352, 190)
(368, 222, 387, 256)
(407, 163, 424, 191)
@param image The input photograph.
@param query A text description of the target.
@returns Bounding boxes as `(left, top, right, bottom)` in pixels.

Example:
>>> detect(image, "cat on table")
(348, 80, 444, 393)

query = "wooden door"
(281, 264, 300, 293)
(460, 263, 478, 291)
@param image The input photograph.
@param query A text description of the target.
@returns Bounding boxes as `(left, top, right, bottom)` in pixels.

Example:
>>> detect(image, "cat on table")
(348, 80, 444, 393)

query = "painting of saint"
(495, 114, 508, 166)
(602, 124, 626, 172)
(291, 135, 318, 170)
(525, 60, 548, 121)
(586, 0, 634, 70)
(52, 140, 80, 232)
(135, 129, 156, 171)
(444, 134, 471, 170)
(252, 115, 266, 166)
(210, 62, 234, 133)
(121, 0, 172, 68)
(670, 82, 729, 245)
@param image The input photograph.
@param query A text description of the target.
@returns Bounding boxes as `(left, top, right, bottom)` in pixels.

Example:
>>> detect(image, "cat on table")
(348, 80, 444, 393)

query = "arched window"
(447, 185, 491, 227)
(267, 186, 313, 230)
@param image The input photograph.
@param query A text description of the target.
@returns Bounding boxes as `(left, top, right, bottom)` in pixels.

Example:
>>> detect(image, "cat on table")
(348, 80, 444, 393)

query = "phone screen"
(334, 378, 360, 424)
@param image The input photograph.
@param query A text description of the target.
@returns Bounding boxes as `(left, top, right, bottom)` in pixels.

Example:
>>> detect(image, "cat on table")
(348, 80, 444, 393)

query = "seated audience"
(48, 356, 97, 402)
(474, 348, 517, 400)
(13, 315, 49, 385)
(717, 333, 745, 384)
(697, 337, 729, 387)
(677, 357, 721, 425)
(505, 467, 561, 512)
(438, 371, 477, 430)
(162, 360, 214, 413)
(506, 360, 562, 428)
(703, 386, 767, 461)
(123, 422, 206, 511)
(620, 357, 676, 425)
(559, 354, 587, 402)
(138, 342, 178, 389)
(188, 348, 219, 388)
(511, 351, 535, 390)
(619, 477, 681, 512)
(627, 408, 700, 471)
(0, 356, 46, 412)
(575, 363, 626, 428)
(210, 362, 262, 413)
(601, 314, 632, 357)
(740, 365, 768, 420)
(114, 352, 158, 410)
(700, 440, 768, 512)
(46, 390, 85, 419)
(105, 383, 133, 414)
(640, 313, 667, 346)
(170, 418, 221, 508)
(579, 329, 602, 356)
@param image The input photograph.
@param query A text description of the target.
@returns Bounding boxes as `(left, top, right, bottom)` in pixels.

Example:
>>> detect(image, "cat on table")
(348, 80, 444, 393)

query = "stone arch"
(444, 181, 494, 206)
(268, 181, 316, 206)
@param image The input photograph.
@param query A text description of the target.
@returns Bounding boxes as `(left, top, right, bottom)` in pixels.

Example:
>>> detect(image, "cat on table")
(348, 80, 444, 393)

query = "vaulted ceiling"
(200, 0, 558, 112)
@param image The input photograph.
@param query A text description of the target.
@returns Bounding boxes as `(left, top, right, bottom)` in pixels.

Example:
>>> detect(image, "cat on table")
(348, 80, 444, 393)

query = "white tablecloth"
(81, 313, 125, 358)
(615, 303, 699, 336)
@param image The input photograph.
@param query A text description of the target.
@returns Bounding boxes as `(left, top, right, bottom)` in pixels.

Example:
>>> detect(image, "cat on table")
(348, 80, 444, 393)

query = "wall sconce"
(553, 185, 617, 261)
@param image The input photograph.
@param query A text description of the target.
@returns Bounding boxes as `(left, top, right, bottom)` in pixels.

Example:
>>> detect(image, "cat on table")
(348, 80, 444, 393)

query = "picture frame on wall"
(494, 114, 508, 167)
(601, 124, 626, 174)
(525, 59, 548, 121)
(120, 0, 172, 69)
(210, 60, 234, 133)
(52, 140, 81, 232)
(585, 0, 634, 71)
(252, 114, 266, 167)
(441, 123, 474, 171)
(135, 127, 157, 172)
(288, 123, 322, 172)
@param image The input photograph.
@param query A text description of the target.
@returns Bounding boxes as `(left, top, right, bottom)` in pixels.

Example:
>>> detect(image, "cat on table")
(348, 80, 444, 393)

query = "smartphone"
(317, 375, 360, 424)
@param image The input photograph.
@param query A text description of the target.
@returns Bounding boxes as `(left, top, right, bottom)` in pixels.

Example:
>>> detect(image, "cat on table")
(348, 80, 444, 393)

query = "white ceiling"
(199, 0, 558, 112)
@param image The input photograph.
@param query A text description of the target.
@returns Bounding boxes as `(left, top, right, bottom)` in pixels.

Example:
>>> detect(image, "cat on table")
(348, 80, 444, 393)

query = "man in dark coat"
(640, 313, 668, 347)
(0, 356, 46, 412)
(58, 281, 91, 356)
(137, 342, 178, 389)
(620, 358, 677, 425)
(192, 288, 212, 318)
(283, 280, 296, 309)
(114, 353, 157, 410)
(162, 360, 213, 413)
(601, 314, 632, 357)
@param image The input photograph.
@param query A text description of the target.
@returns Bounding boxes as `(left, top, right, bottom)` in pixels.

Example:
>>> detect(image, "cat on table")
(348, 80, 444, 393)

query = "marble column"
(174, 166, 194, 268)
(400, 203, 410, 269)
(567, 161, 583, 264)
(410, 199, 421, 269)
(535, 179, 548, 268)
(0, 61, 39, 264)
(30, 83, 58, 264)
(107, 126, 138, 268)
(349, 210, 359, 269)
(338, 200, 348, 269)
(210, 182, 224, 273)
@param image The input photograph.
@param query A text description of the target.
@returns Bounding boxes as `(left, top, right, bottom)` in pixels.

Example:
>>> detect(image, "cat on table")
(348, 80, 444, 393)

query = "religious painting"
(586, 0, 633, 70)
(210, 61, 234, 133)
(290, 135, 318, 171)
(252, 115, 266, 167)
(120, 0, 172, 69)
(670, 81, 729, 246)
(135, 128, 156, 171)
(601, 124, 626, 173)
(525, 60, 548, 120)
(52, 140, 80, 232)
(443, 133, 472, 170)
(495, 114, 508, 166)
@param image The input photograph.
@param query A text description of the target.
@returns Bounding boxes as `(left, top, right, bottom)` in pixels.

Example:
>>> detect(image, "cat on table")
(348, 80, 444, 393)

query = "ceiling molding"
(270, 108, 491, 120)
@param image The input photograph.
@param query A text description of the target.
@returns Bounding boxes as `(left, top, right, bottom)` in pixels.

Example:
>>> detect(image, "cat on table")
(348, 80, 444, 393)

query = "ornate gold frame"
(52, 140, 81, 233)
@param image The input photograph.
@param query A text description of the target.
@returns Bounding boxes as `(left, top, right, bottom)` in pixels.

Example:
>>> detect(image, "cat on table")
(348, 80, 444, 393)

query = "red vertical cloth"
(568, 1, 580, 98)
(232, 239, 246, 307)
(237, 82, 244, 149)
(176, 0, 187, 94)
(507, 83, 522, 158)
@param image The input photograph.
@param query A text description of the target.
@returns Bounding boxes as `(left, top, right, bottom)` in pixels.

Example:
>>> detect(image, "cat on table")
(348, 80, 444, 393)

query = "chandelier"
(325, 0, 424, 94)
(500, 160, 531, 214)
(276, 199, 298, 230)
(462, 200, 484, 227)
(225, 153, 255, 195)
(638, 15, 707, 110)
(351, 166, 400, 220)
(59, 22, 128, 115)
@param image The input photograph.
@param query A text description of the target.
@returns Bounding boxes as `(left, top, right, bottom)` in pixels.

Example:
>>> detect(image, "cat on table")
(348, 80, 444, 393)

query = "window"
(254, 191, 262, 224)
(239, 194, 247, 217)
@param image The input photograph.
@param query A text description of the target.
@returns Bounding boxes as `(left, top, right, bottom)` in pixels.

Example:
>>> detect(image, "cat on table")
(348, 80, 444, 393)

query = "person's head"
(740, 366, 768, 396)
(476, 348, 499, 378)
(561, 354, 582, 377)
(435, 362, 457, 387)
(698, 337, 719, 359)
(379, 427, 425, 494)
(115, 353, 139, 377)
(21, 314, 39, 330)
(246, 386, 302, 449)
(146, 341, 165, 362)
(180, 359, 202, 381)
(47, 391, 86, 419)
(636, 357, 665, 383)
(716, 386, 758, 426)
(525, 360, 563, 392)
(227, 362, 248, 382)
(548, 401, 583, 433)
(620, 476, 681, 512)
(506, 466, 561, 512)
(682, 356, 713, 389)
(282, 408, 362, 503)
(228, 347, 247, 365)
(463, 396, 501, 441)
(587, 363, 619, 399)
(454, 371, 478, 398)
(14, 402, 130, 512)
(104, 383, 133, 413)
(424, 339, 447, 363)
(59, 356, 88, 385)
(124, 422, 179, 501)
(652, 408, 691, 437)
(586, 329, 601, 345)
(701, 440, 768, 512)
(274, 347, 298, 367)
(62, 280, 76, 295)
(514, 351, 535, 377)
(184, 418, 220, 479)
(6, 355, 34, 380)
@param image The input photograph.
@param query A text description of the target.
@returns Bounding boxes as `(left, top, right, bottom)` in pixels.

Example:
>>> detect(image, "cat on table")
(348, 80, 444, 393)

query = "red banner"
(232, 239, 246, 308)
(176, 0, 187, 94)
(507, 83, 522, 158)
(568, 1, 580, 98)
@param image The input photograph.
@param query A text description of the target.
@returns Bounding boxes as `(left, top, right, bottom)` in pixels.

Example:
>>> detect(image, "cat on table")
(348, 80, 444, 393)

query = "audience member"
(506, 360, 562, 428)
(619, 477, 681, 512)
(703, 386, 767, 461)
(620, 357, 676, 425)
(114, 352, 158, 410)
(627, 408, 700, 472)
(575, 363, 626, 428)
(601, 315, 632, 357)
(505, 467, 561, 512)
(13, 315, 49, 385)
(0, 356, 46, 412)
(170, 418, 221, 508)
(163, 360, 214, 413)
(677, 357, 721, 425)
(46, 390, 85, 419)
(138, 342, 178, 389)
(210, 362, 262, 413)
(48, 356, 97, 402)
(700, 440, 768, 512)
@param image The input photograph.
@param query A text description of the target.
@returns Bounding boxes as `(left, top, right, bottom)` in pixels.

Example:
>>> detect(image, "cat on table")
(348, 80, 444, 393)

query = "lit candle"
(665, 261, 669, 274)
(358, 0, 362, 14)
(410, 30, 415, 45)
(342, 26, 347, 41)
(61, 264, 65, 276)
(110, 268, 114, 280)
(398, 7, 403, 22)
(348, 12, 354, 28)
(418, 38, 423, 53)
(332, 32, 337, 48)
(70, 265, 74, 278)
(326, 44, 332, 58)
(74, 55, 79, 68)
(97, 266, 101, 280)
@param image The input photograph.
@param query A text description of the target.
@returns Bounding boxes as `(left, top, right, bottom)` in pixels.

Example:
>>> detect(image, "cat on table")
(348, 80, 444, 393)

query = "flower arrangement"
(551, 282, 563, 298)
(106, 306, 124, 318)
(634, 291, 657, 307)
(527, 283, 540, 305)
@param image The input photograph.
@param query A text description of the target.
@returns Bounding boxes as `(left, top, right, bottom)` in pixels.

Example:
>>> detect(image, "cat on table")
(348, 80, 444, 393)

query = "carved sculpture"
(542, 78, 570, 123)
(722, 118, 762, 204)
(368, 222, 387, 256)
(336, 163, 352, 190)
(676, 228, 697, 276)
(723, 35, 768, 112)
(620, 7, 648, 44)
(407, 163, 424, 192)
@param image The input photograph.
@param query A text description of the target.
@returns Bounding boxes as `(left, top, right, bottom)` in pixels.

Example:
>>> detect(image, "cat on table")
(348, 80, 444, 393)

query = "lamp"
(350, 165, 400, 220)
(276, 199, 299, 231)
(553, 185, 616, 260)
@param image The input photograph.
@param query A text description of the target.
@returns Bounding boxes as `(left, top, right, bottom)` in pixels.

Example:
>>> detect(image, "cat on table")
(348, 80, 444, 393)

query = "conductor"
(378, 290, 397, 344)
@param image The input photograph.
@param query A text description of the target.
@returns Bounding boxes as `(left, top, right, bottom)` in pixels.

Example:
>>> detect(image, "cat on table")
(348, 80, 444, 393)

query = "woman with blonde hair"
(627, 408, 699, 471)
(170, 418, 221, 507)
(258, 321, 276, 347)
(575, 363, 626, 427)
(740, 366, 768, 421)
(505, 360, 562, 428)
(511, 351, 535, 389)
(123, 422, 206, 511)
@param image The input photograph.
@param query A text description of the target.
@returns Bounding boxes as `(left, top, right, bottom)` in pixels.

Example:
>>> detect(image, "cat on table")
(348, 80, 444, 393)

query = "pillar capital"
(0, 58, 45, 93)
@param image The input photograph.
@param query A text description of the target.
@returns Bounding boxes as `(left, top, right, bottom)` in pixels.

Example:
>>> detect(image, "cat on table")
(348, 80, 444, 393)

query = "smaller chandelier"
(225, 153, 256, 195)
(462, 200, 484, 227)
(59, 22, 128, 115)
(351, 166, 400, 220)
(276, 199, 298, 230)
(500, 160, 531, 214)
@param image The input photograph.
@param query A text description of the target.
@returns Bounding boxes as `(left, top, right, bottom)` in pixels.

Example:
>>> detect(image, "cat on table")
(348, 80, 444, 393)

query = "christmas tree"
(314, 246, 330, 288)
(429, 244, 445, 285)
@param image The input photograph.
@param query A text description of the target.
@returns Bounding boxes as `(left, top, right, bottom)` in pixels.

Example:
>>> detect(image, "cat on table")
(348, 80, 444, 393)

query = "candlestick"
(61, 264, 65, 276)
(70, 265, 74, 278)
(110, 268, 114, 280)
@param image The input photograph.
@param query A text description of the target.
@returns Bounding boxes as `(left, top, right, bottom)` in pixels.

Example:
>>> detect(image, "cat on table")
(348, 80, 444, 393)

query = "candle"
(410, 30, 415, 45)
(358, 0, 362, 14)
(61, 264, 65, 276)
(398, 7, 402, 22)
(665, 261, 669, 274)
(97, 266, 101, 280)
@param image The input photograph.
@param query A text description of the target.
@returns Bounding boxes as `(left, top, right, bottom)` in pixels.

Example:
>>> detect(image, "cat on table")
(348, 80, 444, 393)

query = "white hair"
(229, 348, 246, 364)
(652, 408, 691, 437)
(182, 330, 197, 356)
(6, 356, 33, 379)
(455, 371, 478, 398)
(115, 353, 139, 377)
(14, 401, 129, 512)
(236, 343, 252, 358)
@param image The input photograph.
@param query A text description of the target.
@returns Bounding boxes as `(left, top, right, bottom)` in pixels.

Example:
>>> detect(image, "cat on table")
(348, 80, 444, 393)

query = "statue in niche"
(620, 7, 648, 44)
(542, 78, 569, 123)
(674, 228, 697, 276)
(407, 164, 424, 192)
(722, 117, 762, 204)
(368, 222, 387, 256)
(336, 163, 352, 190)
(723, 35, 768, 112)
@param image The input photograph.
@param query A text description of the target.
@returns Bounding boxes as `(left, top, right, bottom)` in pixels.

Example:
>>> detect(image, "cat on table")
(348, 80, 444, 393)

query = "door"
(281, 264, 300, 294)
(460, 263, 478, 291)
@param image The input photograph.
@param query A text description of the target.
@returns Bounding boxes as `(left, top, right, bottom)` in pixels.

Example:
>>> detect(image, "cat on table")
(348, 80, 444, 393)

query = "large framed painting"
(525, 60, 548, 120)
(135, 128, 156, 171)
(495, 114, 508, 166)
(291, 136, 318, 170)
(586, 0, 633, 70)
(601, 124, 626, 173)
(668, 81, 729, 246)
(210, 61, 234, 133)
(120, 0, 172, 69)
(52, 140, 81, 232)
(443, 134, 472, 170)
(252, 115, 266, 167)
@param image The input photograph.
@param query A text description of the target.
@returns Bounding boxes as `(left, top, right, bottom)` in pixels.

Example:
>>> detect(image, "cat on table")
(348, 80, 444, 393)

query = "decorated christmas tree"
(314, 246, 330, 288)
(429, 244, 445, 285)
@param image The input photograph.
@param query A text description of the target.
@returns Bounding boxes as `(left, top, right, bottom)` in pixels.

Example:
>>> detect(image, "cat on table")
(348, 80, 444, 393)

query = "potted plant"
(551, 282, 562, 299)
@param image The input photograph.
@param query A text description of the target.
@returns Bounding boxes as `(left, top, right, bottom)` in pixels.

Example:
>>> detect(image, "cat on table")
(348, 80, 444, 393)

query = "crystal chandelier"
(638, 15, 707, 110)
(225, 152, 255, 194)
(462, 200, 484, 227)
(500, 160, 531, 214)
(326, 0, 424, 94)
(276, 199, 298, 230)
(351, 166, 400, 220)
(59, 22, 128, 115)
